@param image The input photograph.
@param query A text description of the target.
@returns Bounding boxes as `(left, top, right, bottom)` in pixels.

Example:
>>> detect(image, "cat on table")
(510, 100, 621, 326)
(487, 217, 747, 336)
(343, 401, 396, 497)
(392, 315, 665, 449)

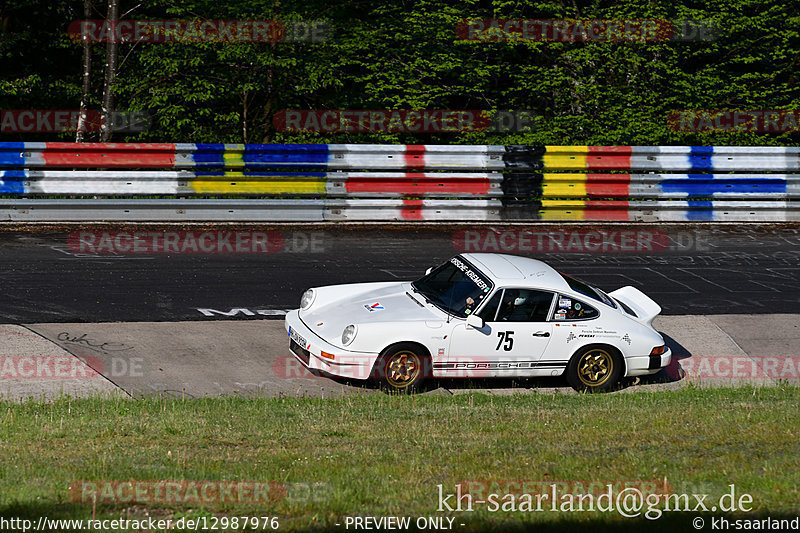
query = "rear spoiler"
(608, 286, 662, 327)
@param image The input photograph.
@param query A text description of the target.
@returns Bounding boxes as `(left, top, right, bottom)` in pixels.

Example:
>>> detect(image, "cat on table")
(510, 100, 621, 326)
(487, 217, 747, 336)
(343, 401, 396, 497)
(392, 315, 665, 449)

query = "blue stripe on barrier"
(242, 144, 330, 167)
(661, 175, 787, 195)
(0, 143, 27, 167)
(689, 146, 714, 171)
(192, 143, 226, 165)
(193, 171, 329, 177)
(189, 144, 331, 168)
(0, 170, 27, 193)
(686, 199, 714, 221)
(194, 170, 225, 176)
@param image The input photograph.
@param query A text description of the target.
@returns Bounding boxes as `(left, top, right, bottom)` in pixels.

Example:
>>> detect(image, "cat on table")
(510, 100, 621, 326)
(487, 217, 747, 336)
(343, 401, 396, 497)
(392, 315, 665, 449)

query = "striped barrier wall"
(1, 143, 799, 222)
(3, 143, 800, 171)
(1, 170, 797, 199)
(504, 173, 800, 199)
(0, 170, 502, 196)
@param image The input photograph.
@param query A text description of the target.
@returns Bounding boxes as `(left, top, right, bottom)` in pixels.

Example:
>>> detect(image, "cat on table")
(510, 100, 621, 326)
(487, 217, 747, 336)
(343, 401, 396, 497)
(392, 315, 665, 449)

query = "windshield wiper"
(411, 283, 464, 318)
(410, 285, 433, 305)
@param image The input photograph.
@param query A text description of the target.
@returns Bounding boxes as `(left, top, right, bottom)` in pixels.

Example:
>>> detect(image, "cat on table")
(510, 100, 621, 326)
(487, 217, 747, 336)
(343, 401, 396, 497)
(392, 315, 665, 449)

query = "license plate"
(289, 327, 307, 349)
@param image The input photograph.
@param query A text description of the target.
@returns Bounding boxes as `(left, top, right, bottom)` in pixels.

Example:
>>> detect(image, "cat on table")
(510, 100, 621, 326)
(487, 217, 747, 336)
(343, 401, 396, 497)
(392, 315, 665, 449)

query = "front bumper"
(284, 310, 379, 380)
(625, 347, 672, 377)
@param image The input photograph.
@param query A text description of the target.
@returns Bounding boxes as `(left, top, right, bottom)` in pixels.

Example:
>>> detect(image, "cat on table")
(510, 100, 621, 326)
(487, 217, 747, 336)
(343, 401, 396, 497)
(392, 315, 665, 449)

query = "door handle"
(532, 331, 550, 337)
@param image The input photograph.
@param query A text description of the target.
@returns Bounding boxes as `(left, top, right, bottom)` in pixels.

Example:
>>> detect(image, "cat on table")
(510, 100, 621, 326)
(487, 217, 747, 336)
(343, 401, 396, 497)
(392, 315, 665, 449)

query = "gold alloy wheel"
(386, 351, 422, 388)
(577, 349, 614, 387)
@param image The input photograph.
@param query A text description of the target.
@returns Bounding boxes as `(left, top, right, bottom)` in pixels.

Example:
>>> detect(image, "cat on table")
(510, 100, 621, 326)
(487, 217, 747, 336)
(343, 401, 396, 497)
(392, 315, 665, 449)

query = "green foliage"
(1, 0, 798, 144)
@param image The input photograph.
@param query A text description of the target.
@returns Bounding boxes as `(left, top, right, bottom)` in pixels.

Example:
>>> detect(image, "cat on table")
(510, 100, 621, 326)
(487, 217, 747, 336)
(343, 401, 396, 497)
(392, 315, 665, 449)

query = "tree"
(76, 0, 93, 142)
(99, 0, 118, 142)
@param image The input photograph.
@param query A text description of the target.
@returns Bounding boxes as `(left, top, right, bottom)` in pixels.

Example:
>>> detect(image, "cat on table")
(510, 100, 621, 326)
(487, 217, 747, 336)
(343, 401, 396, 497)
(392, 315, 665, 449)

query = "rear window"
(553, 295, 599, 321)
(559, 273, 616, 308)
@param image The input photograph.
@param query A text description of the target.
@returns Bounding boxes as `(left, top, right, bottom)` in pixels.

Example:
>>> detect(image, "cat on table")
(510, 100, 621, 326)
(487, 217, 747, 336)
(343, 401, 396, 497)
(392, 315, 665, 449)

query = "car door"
(444, 288, 556, 378)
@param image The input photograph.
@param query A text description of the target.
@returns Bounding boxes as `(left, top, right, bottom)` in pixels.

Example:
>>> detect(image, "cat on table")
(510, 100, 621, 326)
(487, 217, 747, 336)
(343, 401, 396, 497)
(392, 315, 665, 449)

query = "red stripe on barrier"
(400, 199, 424, 220)
(584, 200, 631, 221)
(587, 146, 632, 170)
(42, 143, 176, 167)
(404, 145, 426, 170)
(586, 174, 631, 198)
(344, 173, 490, 195)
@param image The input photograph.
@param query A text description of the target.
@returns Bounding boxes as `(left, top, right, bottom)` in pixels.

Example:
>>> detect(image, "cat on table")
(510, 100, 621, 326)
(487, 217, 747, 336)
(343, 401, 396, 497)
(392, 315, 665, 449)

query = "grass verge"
(1, 386, 799, 532)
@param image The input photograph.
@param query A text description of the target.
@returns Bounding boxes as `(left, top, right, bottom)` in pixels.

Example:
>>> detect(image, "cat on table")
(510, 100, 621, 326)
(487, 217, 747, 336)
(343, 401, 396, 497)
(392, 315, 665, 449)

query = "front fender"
(347, 322, 443, 358)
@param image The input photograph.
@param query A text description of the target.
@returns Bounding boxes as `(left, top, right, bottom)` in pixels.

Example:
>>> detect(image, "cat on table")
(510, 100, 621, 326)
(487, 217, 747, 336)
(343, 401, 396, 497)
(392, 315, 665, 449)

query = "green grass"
(1, 386, 799, 532)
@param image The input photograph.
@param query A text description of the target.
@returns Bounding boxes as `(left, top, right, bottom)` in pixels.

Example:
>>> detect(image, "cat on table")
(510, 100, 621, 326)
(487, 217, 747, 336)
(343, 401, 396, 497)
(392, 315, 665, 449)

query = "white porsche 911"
(285, 253, 671, 392)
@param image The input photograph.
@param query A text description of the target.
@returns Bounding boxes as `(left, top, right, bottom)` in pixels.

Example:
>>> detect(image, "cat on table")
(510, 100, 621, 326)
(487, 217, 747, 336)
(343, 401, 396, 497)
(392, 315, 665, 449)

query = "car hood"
(300, 282, 444, 344)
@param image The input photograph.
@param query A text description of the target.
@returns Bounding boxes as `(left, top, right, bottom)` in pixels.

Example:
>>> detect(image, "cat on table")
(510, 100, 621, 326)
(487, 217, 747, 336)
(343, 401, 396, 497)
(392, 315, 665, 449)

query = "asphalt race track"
(0, 224, 798, 324)
(1, 223, 799, 399)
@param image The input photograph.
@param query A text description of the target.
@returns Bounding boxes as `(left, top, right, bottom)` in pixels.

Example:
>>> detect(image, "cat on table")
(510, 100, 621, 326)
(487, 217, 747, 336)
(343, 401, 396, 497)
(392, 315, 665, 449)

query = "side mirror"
(425, 267, 433, 275)
(466, 314, 484, 329)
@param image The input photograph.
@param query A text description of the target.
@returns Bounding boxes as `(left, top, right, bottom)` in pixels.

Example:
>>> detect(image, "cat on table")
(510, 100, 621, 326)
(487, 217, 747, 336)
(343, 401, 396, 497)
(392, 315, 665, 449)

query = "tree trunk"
(242, 88, 249, 143)
(100, 0, 119, 142)
(260, 44, 276, 143)
(76, 0, 94, 142)
(260, 0, 280, 143)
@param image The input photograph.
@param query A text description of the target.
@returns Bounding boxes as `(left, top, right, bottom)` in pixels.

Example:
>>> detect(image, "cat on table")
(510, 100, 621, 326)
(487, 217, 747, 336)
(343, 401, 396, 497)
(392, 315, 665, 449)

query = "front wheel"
(566, 346, 623, 393)
(373, 344, 428, 393)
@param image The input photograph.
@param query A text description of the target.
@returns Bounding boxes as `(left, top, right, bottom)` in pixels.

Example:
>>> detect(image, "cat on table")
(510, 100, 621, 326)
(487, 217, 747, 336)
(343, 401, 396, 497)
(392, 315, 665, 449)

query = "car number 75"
(496, 331, 514, 351)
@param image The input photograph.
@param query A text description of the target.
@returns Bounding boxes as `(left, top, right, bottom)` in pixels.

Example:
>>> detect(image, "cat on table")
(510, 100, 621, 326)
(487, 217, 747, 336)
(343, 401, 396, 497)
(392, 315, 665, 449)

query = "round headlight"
(342, 325, 357, 346)
(300, 289, 315, 309)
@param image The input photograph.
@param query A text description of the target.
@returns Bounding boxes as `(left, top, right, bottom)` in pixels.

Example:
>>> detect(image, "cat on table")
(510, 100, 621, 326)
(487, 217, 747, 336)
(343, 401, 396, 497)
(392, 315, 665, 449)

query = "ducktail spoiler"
(608, 286, 662, 327)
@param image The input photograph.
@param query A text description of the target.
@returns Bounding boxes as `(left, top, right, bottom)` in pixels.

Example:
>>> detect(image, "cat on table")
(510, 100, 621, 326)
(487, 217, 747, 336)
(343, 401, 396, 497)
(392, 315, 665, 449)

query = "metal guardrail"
(2, 199, 797, 223)
(4, 143, 800, 170)
(1, 143, 799, 222)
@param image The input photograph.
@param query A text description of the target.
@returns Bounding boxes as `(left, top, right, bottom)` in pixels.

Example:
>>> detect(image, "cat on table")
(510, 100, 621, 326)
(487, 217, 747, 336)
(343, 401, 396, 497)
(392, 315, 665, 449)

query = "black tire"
(373, 343, 429, 393)
(566, 345, 623, 393)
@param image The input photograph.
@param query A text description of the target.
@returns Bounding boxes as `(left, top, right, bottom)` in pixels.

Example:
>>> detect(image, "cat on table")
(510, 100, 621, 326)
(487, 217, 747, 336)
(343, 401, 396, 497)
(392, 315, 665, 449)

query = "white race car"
(285, 253, 671, 392)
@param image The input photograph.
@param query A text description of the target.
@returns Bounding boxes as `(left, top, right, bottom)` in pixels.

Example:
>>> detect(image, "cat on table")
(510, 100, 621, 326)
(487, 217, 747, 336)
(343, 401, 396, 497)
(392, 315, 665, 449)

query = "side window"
(496, 289, 555, 323)
(478, 290, 503, 321)
(553, 295, 598, 321)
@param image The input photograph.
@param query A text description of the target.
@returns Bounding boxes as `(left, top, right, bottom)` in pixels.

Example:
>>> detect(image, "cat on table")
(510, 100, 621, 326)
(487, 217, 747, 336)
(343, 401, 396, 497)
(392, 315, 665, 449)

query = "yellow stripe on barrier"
(541, 173, 587, 197)
(543, 146, 588, 170)
(539, 199, 586, 220)
(190, 172, 326, 194)
(223, 145, 246, 167)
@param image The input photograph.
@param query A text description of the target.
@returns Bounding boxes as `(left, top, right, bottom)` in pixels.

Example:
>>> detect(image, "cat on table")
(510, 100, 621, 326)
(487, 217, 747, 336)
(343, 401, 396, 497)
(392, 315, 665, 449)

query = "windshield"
(412, 256, 494, 318)
(559, 273, 617, 308)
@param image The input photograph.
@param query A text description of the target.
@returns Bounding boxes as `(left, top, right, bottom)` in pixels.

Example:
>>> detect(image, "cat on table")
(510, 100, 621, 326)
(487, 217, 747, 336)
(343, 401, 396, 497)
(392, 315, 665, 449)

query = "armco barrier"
(0, 143, 798, 222)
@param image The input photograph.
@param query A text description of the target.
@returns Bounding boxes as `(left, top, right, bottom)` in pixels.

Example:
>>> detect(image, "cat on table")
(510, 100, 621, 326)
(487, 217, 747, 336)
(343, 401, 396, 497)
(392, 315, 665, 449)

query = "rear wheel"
(566, 345, 623, 392)
(373, 344, 428, 393)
